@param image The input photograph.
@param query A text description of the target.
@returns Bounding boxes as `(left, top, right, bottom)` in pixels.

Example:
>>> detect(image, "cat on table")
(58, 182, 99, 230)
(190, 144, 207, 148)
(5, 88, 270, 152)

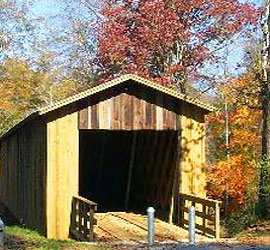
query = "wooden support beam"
(125, 132, 137, 210)
(169, 114, 182, 224)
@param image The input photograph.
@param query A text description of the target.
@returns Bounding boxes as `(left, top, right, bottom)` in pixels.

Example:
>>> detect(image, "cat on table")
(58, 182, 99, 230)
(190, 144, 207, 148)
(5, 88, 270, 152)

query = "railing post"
(179, 196, 185, 226)
(215, 202, 220, 240)
(88, 207, 95, 241)
(202, 205, 206, 235)
(189, 205, 195, 245)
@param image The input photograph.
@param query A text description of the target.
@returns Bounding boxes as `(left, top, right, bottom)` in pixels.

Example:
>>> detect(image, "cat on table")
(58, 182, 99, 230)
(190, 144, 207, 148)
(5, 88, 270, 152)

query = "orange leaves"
(207, 155, 257, 212)
(207, 72, 261, 213)
(0, 58, 77, 135)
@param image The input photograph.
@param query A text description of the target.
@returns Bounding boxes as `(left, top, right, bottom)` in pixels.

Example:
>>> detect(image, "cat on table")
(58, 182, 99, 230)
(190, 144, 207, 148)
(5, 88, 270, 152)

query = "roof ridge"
(38, 74, 216, 115)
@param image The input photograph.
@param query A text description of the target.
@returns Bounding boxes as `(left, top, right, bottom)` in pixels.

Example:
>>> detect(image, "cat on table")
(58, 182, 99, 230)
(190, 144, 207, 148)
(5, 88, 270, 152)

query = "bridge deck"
(94, 212, 209, 243)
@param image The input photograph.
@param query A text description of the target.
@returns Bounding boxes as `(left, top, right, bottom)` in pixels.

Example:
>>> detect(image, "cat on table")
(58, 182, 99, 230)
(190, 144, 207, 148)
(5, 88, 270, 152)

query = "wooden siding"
(0, 74, 211, 241)
(169, 103, 206, 224)
(0, 121, 46, 234)
(78, 93, 177, 130)
(180, 103, 206, 196)
(47, 112, 79, 240)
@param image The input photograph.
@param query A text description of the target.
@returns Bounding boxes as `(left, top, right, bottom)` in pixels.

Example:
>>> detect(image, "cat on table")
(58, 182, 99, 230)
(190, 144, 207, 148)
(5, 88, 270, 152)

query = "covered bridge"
(0, 74, 217, 240)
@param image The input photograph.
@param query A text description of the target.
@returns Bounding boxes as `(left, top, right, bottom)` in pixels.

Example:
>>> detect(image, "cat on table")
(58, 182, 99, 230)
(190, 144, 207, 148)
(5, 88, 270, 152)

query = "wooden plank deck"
(94, 212, 209, 243)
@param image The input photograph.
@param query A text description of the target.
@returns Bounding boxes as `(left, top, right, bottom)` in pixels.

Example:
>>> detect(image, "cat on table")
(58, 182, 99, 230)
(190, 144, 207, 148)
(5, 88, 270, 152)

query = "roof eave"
(0, 111, 39, 142)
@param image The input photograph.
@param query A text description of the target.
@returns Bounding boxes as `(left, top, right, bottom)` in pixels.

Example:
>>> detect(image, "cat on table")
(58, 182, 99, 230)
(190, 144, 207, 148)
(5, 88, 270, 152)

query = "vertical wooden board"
(78, 108, 89, 129)
(124, 94, 132, 130)
(98, 99, 110, 129)
(152, 105, 157, 129)
(145, 103, 152, 129)
(133, 97, 142, 130)
(173, 113, 177, 130)
(91, 105, 99, 129)
(112, 96, 120, 129)
(17, 133, 22, 221)
(31, 128, 36, 228)
(28, 128, 34, 228)
(118, 94, 123, 129)
(163, 109, 168, 129)
(33, 127, 39, 231)
(108, 98, 113, 129)
(179, 113, 192, 195)
(2, 141, 8, 200)
(106, 99, 111, 129)
(98, 102, 104, 129)
(141, 100, 146, 129)
(156, 106, 164, 130)
(165, 111, 176, 130)
(47, 120, 57, 238)
(20, 132, 26, 224)
(179, 104, 206, 198)
(47, 112, 79, 240)
(0, 143, 3, 197)
(166, 112, 171, 131)
(130, 96, 134, 130)
(120, 94, 126, 129)
(11, 136, 17, 216)
(88, 107, 92, 129)
(194, 114, 206, 197)
(193, 113, 199, 195)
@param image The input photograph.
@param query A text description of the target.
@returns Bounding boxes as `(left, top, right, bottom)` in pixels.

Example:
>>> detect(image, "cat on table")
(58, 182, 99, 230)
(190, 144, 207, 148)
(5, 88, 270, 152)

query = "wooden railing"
(178, 193, 222, 239)
(70, 196, 97, 241)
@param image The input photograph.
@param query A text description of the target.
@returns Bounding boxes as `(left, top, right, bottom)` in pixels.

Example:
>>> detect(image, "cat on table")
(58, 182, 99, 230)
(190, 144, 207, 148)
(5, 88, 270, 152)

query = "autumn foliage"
(207, 74, 261, 213)
(0, 59, 77, 135)
(95, 0, 259, 91)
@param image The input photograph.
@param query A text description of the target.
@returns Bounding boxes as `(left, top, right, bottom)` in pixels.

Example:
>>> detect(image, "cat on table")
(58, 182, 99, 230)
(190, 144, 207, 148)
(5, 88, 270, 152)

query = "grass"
(4, 226, 112, 250)
(234, 221, 270, 238)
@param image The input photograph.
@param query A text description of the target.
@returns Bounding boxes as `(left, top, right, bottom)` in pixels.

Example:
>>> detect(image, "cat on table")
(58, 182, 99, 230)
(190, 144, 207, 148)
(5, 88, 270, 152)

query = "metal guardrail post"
(0, 217, 5, 246)
(189, 205, 195, 245)
(147, 207, 155, 247)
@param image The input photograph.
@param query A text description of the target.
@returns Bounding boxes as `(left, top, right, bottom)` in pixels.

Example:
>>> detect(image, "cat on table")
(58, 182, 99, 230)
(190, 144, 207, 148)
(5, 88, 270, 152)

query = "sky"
(27, 0, 264, 90)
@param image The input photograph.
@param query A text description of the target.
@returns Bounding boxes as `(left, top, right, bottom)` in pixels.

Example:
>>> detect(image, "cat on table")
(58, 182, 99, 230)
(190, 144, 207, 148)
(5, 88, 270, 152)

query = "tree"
(53, 0, 102, 90)
(207, 73, 261, 213)
(95, 0, 259, 92)
(0, 0, 35, 60)
(0, 1, 80, 136)
(259, 0, 270, 217)
(0, 58, 77, 136)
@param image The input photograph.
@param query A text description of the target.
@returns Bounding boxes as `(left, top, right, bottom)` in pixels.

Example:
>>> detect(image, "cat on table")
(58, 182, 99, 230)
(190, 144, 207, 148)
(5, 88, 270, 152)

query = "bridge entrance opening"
(79, 130, 178, 220)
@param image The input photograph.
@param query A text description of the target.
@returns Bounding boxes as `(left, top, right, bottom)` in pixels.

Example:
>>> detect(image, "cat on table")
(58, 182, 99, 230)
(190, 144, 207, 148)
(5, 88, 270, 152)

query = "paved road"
(111, 242, 270, 249)
(155, 243, 270, 249)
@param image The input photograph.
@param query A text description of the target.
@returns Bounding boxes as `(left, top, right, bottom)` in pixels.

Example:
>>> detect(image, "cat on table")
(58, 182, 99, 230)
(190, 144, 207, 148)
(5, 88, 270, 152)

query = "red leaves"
(169, 64, 185, 74)
(95, 0, 260, 86)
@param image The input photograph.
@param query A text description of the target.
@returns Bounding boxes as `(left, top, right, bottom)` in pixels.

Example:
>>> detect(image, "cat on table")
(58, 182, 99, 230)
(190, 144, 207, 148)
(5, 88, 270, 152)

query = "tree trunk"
(261, 85, 270, 158)
(259, 0, 270, 217)
(259, 82, 270, 217)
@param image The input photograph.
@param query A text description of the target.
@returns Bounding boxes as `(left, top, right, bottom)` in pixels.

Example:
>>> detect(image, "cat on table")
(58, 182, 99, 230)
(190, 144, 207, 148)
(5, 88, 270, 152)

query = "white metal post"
(147, 207, 155, 247)
(0, 218, 4, 246)
(189, 205, 195, 245)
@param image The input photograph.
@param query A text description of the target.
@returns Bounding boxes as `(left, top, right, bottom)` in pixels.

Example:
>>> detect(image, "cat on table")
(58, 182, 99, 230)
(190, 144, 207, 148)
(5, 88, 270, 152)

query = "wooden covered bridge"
(0, 74, 221, 242)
